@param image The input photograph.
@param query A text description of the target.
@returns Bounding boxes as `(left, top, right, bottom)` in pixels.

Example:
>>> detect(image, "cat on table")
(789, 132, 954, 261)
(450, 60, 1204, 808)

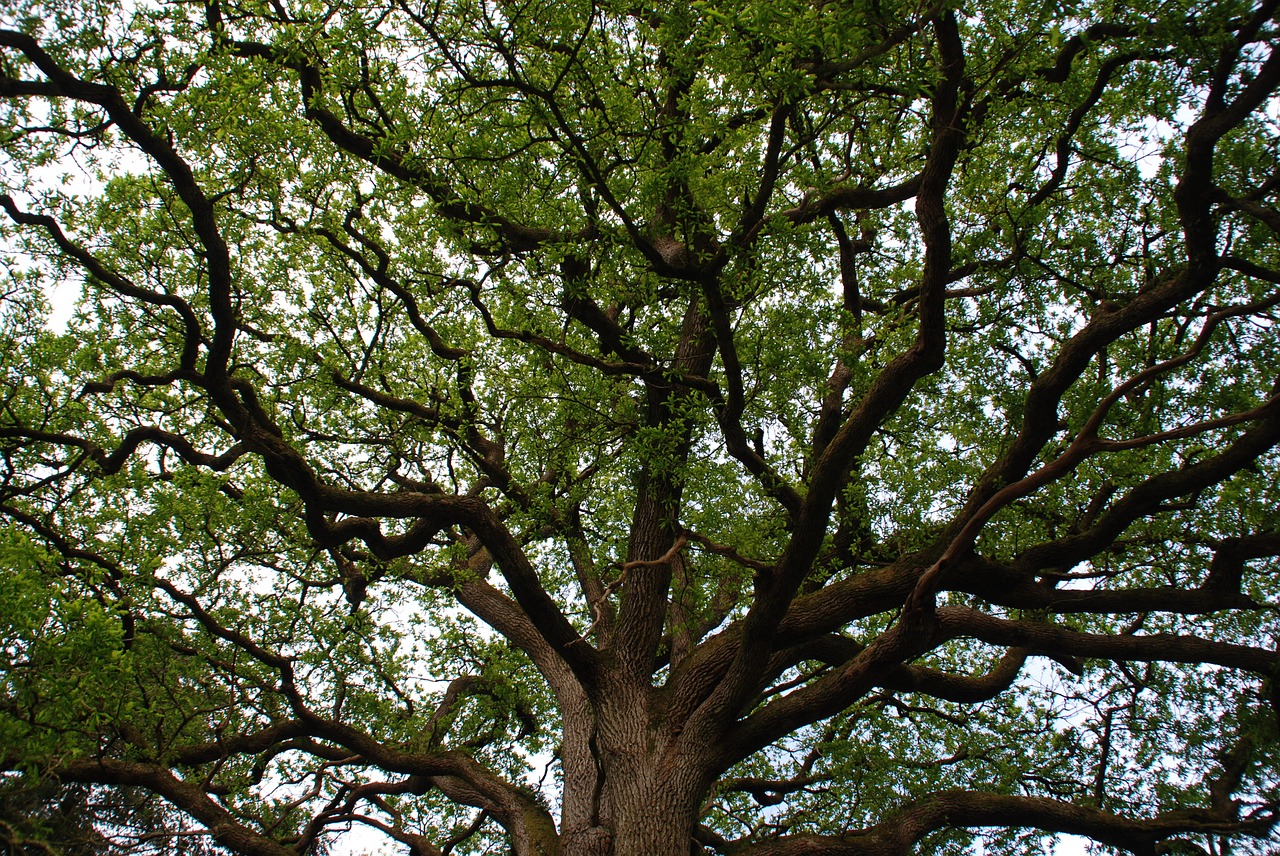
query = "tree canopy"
(1, 0, 1279, 853)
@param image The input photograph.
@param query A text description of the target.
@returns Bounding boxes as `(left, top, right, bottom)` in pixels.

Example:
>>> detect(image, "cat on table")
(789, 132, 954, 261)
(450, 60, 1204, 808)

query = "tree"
(0, 0, 1278, 852)
(0, 777, 229, 856)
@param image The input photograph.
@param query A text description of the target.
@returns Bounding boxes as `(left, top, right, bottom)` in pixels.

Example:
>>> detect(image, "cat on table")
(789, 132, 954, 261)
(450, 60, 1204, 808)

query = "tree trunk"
(559, 682, 711, 856)
(603, 772, 706, 856)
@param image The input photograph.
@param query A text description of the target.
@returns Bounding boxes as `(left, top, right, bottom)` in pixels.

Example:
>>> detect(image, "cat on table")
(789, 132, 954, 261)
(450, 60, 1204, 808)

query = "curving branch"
(726, 788, 1277, 855)
(0, 30, 239, 380)
(0, 194, 204, 371)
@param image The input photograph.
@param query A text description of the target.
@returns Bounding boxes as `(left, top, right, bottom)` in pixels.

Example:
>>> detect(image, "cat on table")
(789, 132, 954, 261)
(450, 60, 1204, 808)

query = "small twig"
(619, 533, 689, 571)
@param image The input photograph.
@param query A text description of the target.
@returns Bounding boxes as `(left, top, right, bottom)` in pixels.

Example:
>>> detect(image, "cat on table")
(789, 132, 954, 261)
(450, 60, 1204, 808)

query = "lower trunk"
(607, 779, 706, 856)
(559, 686, 711, 856)
(560, 769, 707, 856)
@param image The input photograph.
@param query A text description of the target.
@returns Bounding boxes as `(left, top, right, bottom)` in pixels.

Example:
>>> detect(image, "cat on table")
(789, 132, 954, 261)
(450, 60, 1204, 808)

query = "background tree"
(1, 0, 1279, 853)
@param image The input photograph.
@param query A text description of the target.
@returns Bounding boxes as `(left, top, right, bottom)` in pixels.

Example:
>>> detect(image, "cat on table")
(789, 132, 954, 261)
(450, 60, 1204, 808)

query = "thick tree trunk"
(559, 682, 711, 856)
(560, 760, 706, 856)
(603, 770, 706, 856)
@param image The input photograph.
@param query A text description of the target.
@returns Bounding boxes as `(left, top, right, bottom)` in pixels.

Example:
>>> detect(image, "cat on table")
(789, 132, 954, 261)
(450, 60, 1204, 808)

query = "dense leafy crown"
(1, 0, 1279, 853)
